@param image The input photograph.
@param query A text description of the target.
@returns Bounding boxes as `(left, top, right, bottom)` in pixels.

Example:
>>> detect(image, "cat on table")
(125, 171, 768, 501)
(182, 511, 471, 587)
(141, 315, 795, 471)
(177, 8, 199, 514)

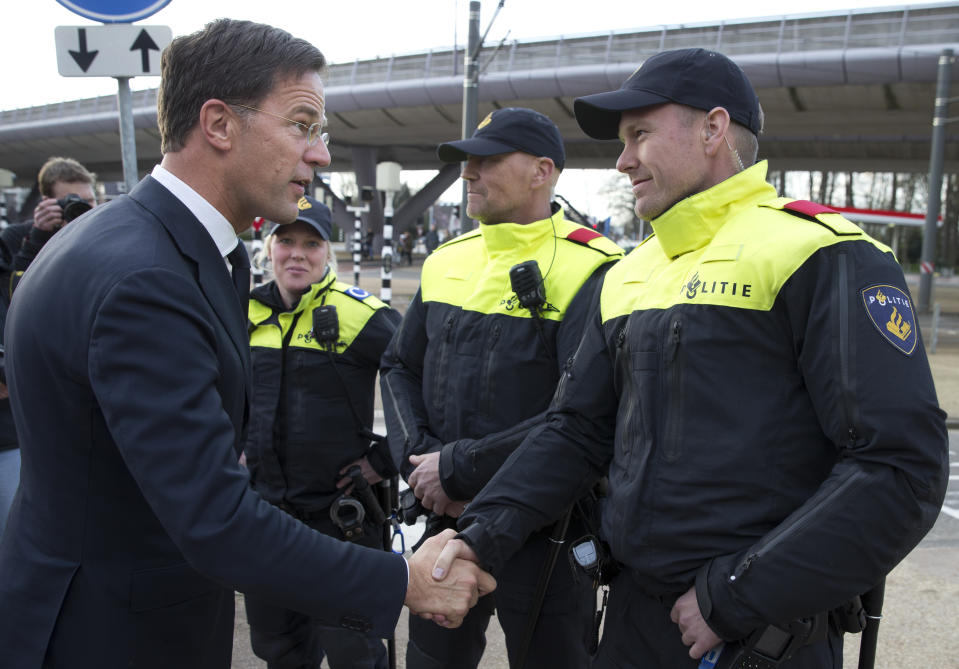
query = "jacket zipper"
(729, 467, 868, 582)
(431, 315, 456, 424)
(837, 253, 860, 449)
(553, 355, 575, 406)
(481, 324, 501, 417)
(615, 326, 634, 456)
(663, 318, 684, 462)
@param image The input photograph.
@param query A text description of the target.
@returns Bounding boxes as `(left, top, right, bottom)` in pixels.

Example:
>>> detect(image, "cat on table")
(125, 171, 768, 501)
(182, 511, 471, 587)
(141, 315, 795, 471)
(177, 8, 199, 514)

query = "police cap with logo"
(437, 107, 566, 170)
(574, 48, 763, 140)
(270, 195, 332, 240)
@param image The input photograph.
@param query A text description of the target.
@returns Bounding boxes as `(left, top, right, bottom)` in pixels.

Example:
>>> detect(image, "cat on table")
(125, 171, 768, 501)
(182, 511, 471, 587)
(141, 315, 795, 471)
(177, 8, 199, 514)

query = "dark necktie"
(227, 241, 250, 315)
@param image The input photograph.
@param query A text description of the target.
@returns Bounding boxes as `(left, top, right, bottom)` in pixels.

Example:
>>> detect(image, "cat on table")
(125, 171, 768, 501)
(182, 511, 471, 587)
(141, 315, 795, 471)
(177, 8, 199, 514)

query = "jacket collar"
(479, 206, 565, 260)
(650, 161, 776, 260)
(251, 269, 337, 314)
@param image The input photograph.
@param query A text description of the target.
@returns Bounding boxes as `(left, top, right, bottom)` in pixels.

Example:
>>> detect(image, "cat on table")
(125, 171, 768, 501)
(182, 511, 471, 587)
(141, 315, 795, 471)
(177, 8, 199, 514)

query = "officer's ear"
(530, 156, 557, 189)
(701, 107, 730, 157)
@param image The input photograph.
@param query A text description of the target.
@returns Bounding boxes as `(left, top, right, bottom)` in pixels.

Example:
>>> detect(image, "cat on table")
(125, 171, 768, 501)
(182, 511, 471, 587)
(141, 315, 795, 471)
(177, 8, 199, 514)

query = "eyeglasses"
(231, 103, 330, 147)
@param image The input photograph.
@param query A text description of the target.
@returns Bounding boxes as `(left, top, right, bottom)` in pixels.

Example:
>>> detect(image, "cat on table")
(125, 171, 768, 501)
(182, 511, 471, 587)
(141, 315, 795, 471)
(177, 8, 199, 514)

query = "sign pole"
(115, 77, 139, 193)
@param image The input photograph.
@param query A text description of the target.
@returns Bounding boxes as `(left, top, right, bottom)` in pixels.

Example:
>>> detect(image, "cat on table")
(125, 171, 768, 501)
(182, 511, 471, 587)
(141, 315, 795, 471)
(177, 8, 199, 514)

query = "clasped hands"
(406, 467, 722, 655)
(408, 451, 467, 517)
(404, 453, 486, 627)
(404, 529, 492, 628)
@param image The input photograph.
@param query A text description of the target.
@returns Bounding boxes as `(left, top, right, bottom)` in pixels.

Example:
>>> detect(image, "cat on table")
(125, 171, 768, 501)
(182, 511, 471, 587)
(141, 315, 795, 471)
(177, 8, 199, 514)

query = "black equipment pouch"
(398, 487, 425, 526)
(831, 594, 867, 634)
(568, 534, 618, 587)
(567, 534, 618, 655)
(727, 613, 828, 669)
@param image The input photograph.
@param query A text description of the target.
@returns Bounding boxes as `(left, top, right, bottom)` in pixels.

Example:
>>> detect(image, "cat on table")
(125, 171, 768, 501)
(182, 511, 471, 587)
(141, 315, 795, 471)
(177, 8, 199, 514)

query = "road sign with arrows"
(55, 25, 172, 77)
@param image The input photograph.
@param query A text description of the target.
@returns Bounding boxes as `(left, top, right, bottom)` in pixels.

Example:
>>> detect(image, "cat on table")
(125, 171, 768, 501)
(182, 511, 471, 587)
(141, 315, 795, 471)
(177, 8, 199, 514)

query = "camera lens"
(57, 194, 93, 223)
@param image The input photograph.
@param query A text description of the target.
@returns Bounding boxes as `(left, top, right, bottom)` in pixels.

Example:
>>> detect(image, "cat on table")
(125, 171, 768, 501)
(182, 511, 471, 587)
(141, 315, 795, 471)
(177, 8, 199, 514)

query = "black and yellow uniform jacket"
(245, 270, 401, 513)
(460, 162, 948, 638)
(380, 206, 623, 499)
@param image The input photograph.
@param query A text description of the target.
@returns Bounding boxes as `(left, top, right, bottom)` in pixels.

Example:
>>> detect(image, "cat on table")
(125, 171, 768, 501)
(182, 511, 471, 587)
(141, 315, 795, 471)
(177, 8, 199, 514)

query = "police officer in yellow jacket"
(380, 108, 623, 668)
(434, 50, 949, 668)
(244, 196, 400, 669)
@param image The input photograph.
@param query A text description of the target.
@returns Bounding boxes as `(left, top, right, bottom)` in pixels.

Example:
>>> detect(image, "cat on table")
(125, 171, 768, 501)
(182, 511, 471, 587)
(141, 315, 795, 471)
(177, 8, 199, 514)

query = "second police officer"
(243, 196, 401, 669)
(381, 108, 624, 668)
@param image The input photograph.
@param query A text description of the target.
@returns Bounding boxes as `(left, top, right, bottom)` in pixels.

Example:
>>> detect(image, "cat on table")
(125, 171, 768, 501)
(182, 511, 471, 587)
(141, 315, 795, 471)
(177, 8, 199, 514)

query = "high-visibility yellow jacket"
(460, 162, 947, 640)
(246, 270, 400, 512)
(381, 206, 622, 500)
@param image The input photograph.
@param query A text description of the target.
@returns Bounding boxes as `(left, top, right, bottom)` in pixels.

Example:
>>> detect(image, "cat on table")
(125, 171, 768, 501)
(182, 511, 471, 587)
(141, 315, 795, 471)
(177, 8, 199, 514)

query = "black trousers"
(244, 508, 389, 669)
(591, 573, 843, 669)
(407, 518, 595, 669)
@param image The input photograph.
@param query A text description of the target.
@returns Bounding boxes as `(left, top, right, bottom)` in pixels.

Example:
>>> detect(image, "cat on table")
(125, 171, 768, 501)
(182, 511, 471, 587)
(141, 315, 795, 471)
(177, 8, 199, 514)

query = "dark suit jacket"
(0, 177, 407, 668)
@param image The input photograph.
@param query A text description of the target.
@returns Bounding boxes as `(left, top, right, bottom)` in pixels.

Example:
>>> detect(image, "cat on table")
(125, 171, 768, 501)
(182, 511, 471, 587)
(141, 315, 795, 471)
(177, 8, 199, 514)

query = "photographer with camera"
(0, 156, 98, 539)
(0, 156, 98, 301)
(243, 196, 402, 669)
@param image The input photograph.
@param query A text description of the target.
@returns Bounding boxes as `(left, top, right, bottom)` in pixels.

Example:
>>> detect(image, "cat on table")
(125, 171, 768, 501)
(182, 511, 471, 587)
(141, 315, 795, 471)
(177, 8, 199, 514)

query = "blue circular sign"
(56, 0, 172, 23)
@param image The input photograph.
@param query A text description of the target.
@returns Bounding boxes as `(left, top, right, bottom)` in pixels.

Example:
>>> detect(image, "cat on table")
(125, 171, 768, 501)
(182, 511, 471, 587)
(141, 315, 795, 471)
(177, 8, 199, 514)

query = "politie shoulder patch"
(345, 286, 371, 301)
(861, 284, 917, 355)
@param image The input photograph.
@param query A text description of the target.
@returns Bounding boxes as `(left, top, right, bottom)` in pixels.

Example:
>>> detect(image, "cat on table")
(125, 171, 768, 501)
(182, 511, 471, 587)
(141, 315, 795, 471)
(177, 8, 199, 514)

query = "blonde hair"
(255, 232, 338, 279)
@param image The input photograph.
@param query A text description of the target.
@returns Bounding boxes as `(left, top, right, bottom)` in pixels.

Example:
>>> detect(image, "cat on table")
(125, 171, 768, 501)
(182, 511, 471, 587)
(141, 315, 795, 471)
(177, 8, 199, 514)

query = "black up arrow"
(69, 28, 98, 72)
(130, 29, 160, 73)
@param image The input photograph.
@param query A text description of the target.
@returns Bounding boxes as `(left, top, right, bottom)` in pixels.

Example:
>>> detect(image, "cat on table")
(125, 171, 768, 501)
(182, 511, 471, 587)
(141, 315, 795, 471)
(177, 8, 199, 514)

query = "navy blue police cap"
(574, 48, 762, 140)
(271, 195, 332, 241)
(437, 107, 566, 170)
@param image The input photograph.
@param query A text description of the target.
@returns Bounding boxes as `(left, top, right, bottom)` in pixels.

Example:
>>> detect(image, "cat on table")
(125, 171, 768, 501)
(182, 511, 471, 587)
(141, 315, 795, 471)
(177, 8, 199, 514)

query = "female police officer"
(243, 196, 401, 669)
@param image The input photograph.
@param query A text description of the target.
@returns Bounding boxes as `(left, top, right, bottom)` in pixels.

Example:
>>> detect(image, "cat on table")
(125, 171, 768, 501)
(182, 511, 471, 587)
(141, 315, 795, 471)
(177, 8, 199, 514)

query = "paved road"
(918, 429, 959, 548)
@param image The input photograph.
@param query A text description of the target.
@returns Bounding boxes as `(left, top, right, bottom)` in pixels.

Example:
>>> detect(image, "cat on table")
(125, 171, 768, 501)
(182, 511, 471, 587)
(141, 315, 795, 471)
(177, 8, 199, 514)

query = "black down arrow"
(131, 29, 160, 73)
(69, 28, 98, 72)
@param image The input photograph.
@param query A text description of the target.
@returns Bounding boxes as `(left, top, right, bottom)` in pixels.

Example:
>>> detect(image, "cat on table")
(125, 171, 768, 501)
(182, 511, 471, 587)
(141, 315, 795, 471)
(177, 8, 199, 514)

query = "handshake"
(403, 529, 492, 628)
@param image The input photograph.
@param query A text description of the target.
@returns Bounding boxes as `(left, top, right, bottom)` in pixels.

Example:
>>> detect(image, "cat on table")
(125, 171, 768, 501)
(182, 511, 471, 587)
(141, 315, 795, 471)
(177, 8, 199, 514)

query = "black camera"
(56, 194, 92, 223)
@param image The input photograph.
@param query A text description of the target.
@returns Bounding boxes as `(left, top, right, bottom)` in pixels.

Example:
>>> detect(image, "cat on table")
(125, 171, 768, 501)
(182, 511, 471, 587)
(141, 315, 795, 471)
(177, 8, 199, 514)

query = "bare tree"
(600, 173, 644, 240)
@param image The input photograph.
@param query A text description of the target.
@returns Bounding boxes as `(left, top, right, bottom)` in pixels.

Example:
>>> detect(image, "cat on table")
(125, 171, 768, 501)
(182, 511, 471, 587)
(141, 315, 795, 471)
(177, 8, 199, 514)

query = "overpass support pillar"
(919, 48, 955, 313)
(352, 147, 383, 254)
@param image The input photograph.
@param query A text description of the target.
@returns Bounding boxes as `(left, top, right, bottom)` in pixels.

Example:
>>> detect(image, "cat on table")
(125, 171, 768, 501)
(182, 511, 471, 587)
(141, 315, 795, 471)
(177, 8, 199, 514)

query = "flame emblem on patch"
(862, 284, 917, 355)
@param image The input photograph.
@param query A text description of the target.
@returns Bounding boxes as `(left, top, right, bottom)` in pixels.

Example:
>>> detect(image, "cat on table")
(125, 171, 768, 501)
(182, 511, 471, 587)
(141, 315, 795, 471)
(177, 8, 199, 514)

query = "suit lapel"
(128, 177, 251, 385)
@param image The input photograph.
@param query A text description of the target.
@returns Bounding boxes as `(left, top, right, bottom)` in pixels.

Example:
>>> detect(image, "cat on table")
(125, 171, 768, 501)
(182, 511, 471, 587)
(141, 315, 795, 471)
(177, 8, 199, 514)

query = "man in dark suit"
(0, 19, 493, 669)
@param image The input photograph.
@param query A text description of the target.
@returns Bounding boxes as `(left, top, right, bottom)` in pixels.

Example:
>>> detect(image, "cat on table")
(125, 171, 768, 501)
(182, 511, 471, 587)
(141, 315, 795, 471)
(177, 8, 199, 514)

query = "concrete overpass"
(0, 2, 957, 227)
